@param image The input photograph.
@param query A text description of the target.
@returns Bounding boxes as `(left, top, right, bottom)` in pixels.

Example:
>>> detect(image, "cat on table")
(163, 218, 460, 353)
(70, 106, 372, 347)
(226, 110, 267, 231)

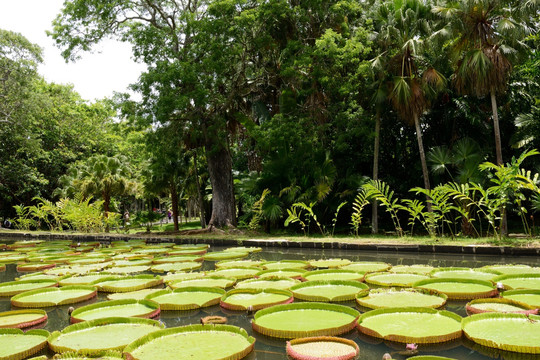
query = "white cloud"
(0, 0, 145, 101)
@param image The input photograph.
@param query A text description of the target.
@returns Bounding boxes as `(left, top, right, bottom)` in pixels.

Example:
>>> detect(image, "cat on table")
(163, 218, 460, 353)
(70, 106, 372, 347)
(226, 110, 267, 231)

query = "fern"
(350, 190, 369, 236)
(363, 180, 404, 236)
(249, 189, 271, 230)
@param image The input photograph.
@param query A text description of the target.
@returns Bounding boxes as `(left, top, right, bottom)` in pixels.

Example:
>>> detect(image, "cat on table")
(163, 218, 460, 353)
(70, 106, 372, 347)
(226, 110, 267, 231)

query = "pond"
(1, 240, 540, 360)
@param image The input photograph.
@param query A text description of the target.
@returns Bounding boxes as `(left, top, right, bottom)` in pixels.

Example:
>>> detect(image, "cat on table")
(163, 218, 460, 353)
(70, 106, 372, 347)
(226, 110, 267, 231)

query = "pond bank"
(1, 230, 540, 256)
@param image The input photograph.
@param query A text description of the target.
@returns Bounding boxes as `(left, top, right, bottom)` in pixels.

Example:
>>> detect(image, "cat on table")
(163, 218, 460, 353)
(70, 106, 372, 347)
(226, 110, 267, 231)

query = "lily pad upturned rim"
(339, 262, 391, 274)
(10, 285, 97, 308)
(357, 307, 463, 344)
(171, 243, 210, 250)
(286, 336, 360, 360)
(169, 275, 237, 289)
(302, 269, 363, 282)
(215, 259, 264, 269)
(0, 328, 50, 360)
(355, 288, 448, 310)
(0, 279, 58, 297)
(208, 267, 261, 280)
(145, 287, 226, 310)
(290, 280, 369, 302)
(257, 269, 308, 279)
(16, 263, 56, 272)
(260, 260, 310, 270)
(501, 289, 540, 307)
(0, 309, 47, 329)
(70, 299, 160, 323)
(151, 255, 204, 264)
(48, 317, 164, 355)
(123, 324, 255, 360)
(203, 251, 250, 261)
(252, 302, 360, 339)
(150, 261, 202, 273)
(462, 312, 540, 354)
(46, 350, 123, 359)
(430, 267, 501, 279)
(93, 275, 163, 293)
(413, 278, 498, 300)
(466, 298, 536, 315)
(235, 277, 301, 290)
(220, 288, 294, 311)
(308, 258, 352, 269)
(364, 272, 430, 287)
(493, 273, 540, 290)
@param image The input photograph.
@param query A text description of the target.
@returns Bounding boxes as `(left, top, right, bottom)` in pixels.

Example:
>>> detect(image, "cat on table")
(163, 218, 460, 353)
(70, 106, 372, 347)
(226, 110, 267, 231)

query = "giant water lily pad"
(286, 336, 359, 360)
(358, 307, 462, 344)
(93, 275, 163, 293)
(59, 273, 112, 286)
(466, 298, 536, 314)
(257, 269, 307, 279)
(224, 246, 262, 253)
(414, 278, 497, 300)
(215, 259, 264, 269)
(0, 279, 57, 297)
(123, 324, 255, 360)
(152, 255, 203, 264)
(494, 274, 540, 290)
(340, 262, 391, 273)
(208, 267, 260, 280)
(252, 302, 359, 338)
(203, 251, 249, 261)
(391, 265, 434, 274)
(308, 259, 351, 269)
(502, 290, 540, 308)
(260, 260, 310, 270)
(146, 287, 225, 310)
(112, 259, 153, 267)
(70, 299, 160, 323)
(235, 277, 300, 290)
(0, 254, 26, 264)
(107, 288, 164, 301)
(171, 244, 209, 250)
(11, 285, 97, 307)
(16, 263, 55, 272)
(103, 266, 150, 274)
(0, 329, 49, 360)
(150, 262, 202, 273)
(462, 312, 540, 354)
(162, 272, 204, 284)
(290, 280, 368, 302)
(167, 248, 208, 256)
(365, 272, 430, 287)
(16, 272, 62, 282)
(48, 317, 164, 355)
(0, 310, 47, 329)
(221, 288, 293, 311)
(169, 276, 236, 289)
(356, 288, 447, 310)
(302, 269, 363, 282)
(481, 265, 540, 275)
(431, 267, 500, 281)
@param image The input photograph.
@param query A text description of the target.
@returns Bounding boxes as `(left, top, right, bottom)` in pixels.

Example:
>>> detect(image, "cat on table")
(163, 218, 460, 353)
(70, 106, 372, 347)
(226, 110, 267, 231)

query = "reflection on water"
(1, 243, 540, 359)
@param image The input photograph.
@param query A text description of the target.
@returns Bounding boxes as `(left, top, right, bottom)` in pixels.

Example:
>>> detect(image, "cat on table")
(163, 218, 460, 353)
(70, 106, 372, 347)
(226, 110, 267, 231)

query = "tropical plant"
(362, 180, 404, 236)
(284, 202, 324, 236)
(350, 190, 370, 236)
(12, 204, 35, 231)
(132, 211, 165, 233)
(57, 196, 105, 233)
(249, 189, 271, 231)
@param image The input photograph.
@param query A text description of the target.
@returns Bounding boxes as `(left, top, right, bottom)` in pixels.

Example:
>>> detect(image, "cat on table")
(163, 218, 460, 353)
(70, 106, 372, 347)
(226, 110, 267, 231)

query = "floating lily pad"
(162, 272, 204, 284)
(93, 275, 163, 293)
(290, 280, 368, 302)
(103, 266, 150, 274)
(209, 267, 260, 280)
(171, 244, 209, 250)
(146, 287, 225, 310)
(252, 302, 359, 338)
(414, 278, 497, 300)
(358, 307, 462, 344)
(224, 246, 262, 253)
(481, 264, 540, 275)
(0, 310, 47, 329)
(286, 336, 359, 360)
(494, 274, 540, 290)
(112, 259, 153, 267)
(260, 260, 310, 270)
(46, 264, 108, 276)
(340, 262, 391, 273)
(70, 299, 160, 323)
(501, 290, 540, 308)
(150, 262, 202, 273)
(257, 269, 307, 279)
(16, 263, 55, 272)
(59, 274, 112, 286)
(302, 269, 362, 282)
(462, 312, 540, 354)
(431, 267, 500, 281)
(123, 324, 255, 360)
(166, 248, 208, 256)
(215, 259, 264, 269)
(308, 258, 351, 269)
(235, 277, 300, 290)
(11, 285, 97, 307)
(107, 289, 164, 301)
(152, 255, 203, 264)
(0, 254, 27, 264)
(0, 279, 58, 297)
(0, 329, 49, 360)
(169, 276, 236, 289)
(365, 272, 430, 287)
(16, 272, 62, 282)
(391, 265, 434, 274)
(221, 288, 293, 311)
(48, 317, 164, 355)
(356, 288, 447, 309)
(466, 298, 536, 314)
(46, 350, 123, 359)
(203, 251, 249, 261)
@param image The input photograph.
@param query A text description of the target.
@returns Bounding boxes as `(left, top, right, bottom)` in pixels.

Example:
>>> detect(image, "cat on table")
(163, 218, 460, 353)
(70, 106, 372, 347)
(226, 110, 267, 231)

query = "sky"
(0, 0, 146, 101)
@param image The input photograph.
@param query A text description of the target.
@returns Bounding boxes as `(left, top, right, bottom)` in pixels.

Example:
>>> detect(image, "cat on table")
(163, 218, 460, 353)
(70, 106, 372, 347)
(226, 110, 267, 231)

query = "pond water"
(1, 241, 540, 360)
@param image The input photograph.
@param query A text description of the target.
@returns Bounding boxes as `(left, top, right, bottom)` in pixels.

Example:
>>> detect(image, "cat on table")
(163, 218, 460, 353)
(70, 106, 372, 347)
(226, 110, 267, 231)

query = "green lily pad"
(107, 288, 164, 301)
(302, 269, 362, 282)
(146, 287, 225, 310)
(16, 272, 61, 282)
(260, 260, 310, 270)
(235, 277, 300, 290)
(358, 307, 462, 344)
(430, 267, 500, 281)
(215, 259, 264, 269)
(308, 258, 351, 269)
(93, 275, 163, 293)
(150, 262, 202, 273)
(48, 317, 164, 355)
(71, 299, 160, 323)
(171, 244, 209, 250)
(466, 298, 535, 314)
(112, 259, 153, 267)
(462, 313, 540, 354)
(169, 276, 236, 289)
(0, 255, 27, 264)
(286, 336, 359, 360)
(208, 267, 260, 280)
(103, 266, 150, 274)
(0, 279, 58, 297)
(390, 264, 434, 274)
(252, 302, 359, 338)
(203, 251, 249, 261)
(166, 248, 207, 256)
(257, 269, 307, 279)
(11, 285, 97, 307)
(224, 246, 262, 253)
(365, 272, 430, 287)
(221, 288, 293, 311)
(0, 329, 49, 360)
(356, 288, 447, 309)
(502, 290, 540, 308)
(162, 272, 204, 284)
(481, 264, 540, 275)
(123, 324, 255, 360)
(290, 280, 368, 302)
(0, 310, 47, 329)
(414, 278, 497, 300)
(16, 263, 56, 272)
(59, 274, 112, 286)
(340, 262, 391, 273)
(152, 255, 203, 264)
(494, 274, 540, 290)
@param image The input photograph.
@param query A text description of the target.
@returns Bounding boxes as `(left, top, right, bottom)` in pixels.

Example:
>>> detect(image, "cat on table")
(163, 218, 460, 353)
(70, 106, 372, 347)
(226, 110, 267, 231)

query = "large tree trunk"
(193, 150, 206, 229)
(491, 89, 507, 236)
(205, 142, 236, 229)
(414, 113, 432, 213)
(372, 110, 380, 234)
(170, 182, 179, 231)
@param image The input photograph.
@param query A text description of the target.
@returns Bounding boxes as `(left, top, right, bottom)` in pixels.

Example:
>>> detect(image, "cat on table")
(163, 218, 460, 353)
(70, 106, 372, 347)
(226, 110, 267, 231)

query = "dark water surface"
(1, 241, 540, 360)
